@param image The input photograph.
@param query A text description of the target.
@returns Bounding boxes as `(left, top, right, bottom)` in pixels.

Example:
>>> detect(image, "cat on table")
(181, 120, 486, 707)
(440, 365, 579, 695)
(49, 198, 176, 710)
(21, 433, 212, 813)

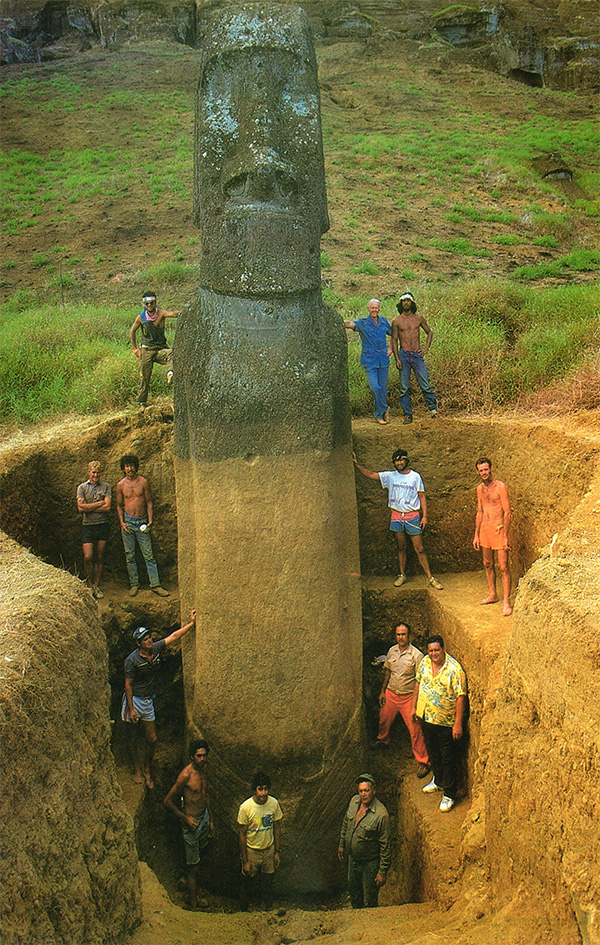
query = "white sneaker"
(422, 777, 439, 794)
(439, 795, 454, 812)
(394, 574, 407, 587)
(166, 370, 174, 385)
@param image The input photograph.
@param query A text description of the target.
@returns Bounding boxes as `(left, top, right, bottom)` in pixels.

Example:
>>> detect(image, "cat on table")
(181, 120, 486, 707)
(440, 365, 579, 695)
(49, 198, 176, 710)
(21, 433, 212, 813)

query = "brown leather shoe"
(416, 763, 431, 779)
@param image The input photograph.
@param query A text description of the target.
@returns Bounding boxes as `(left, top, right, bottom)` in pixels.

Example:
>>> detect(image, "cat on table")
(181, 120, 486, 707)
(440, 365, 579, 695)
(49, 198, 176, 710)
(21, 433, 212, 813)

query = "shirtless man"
(164, 739, 214, 910)
(116, 453, 168, 597)
(129, 291, 180, 410)
(473, 457, 512, 616)
(391, 291, 438, 423)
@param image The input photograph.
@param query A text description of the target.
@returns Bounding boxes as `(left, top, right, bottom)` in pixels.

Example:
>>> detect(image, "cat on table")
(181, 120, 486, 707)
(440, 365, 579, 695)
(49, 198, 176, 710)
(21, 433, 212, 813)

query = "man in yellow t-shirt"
(412, 634, 467, 813)
(237, 770, 283, 911)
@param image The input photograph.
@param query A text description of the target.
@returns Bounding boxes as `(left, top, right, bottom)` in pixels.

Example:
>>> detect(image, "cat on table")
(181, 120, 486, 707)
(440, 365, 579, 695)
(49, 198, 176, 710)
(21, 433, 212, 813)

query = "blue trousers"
(121, 514, 160, 587)
(364, 364, 389, 419)
(347, 856, 380, 908)
(398, 350, 437, 416)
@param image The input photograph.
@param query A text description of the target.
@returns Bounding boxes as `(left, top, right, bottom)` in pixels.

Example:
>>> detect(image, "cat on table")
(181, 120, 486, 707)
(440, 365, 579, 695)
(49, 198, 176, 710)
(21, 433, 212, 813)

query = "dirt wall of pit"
(1, 412, 595, 594)
(352, 417, 595, 580)
(470, 467, 600, 944)
(0, 410, 177, 588)
(0, 533, 142, 945)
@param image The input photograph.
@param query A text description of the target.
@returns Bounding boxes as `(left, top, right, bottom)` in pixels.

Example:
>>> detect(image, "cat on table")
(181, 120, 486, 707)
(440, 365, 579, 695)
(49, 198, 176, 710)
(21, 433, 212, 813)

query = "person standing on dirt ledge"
(129, 291, 180, 412)
(344, 299, 392, 424)
(237, 771, 283, 912)
(473, 457, 513, 616)
(116, 453, 169, 598)
(337, 773, 391, 908)
(76, 460, 111, 600)
(121, 610, 196, 789)
(413, 634, 467, 813)
(353, 449, 443, 590)
(374, 621, 431, 778)
(391, 291, 438, 423)
(164, 739, 214, 911)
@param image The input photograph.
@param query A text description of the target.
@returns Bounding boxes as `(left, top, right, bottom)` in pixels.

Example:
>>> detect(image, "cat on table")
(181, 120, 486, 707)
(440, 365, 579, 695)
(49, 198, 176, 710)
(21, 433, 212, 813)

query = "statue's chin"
(200, 214, 321, 296)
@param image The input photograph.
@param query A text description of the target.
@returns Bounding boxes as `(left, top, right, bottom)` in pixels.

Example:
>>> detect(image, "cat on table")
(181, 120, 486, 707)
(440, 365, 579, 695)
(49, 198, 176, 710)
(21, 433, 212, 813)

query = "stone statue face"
(194, 4, 329, 297)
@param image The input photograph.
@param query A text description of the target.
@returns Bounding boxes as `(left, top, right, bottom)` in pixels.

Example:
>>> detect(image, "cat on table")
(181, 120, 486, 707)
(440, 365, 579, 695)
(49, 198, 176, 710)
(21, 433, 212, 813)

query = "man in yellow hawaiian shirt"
(412, 634, 467, 813)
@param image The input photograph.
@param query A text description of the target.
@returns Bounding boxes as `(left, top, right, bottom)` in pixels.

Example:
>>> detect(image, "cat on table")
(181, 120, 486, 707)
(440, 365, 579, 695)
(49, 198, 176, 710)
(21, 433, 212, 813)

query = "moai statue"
(174, 3, 363, 894)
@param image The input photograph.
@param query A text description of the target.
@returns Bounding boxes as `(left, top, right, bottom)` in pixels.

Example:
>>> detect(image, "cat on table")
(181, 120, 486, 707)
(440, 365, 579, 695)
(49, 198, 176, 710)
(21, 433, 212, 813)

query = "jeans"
(398, 350, 437, 416)
(347, 856, 380, 908)
(121, 514, 160, 587)
(364, 364, 389, 419)
(420, 719, 457, 799)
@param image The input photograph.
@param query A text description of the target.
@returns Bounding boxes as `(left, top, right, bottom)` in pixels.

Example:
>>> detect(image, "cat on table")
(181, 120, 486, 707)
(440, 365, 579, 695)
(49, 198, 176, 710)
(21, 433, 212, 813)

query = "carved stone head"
(194, 3, 329, 297)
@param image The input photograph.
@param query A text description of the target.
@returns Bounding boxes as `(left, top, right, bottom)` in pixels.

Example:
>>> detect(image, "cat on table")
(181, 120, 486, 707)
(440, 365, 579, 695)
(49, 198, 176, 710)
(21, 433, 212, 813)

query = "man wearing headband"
(344, 299, 392, 425)
(129, 291, 180, 411)
(391, 291, 438, 423)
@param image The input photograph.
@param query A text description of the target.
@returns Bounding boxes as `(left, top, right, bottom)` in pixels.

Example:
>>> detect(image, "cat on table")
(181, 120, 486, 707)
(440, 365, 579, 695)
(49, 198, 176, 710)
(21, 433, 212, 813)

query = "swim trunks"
(479, 521, 507, 550)
(389, 509, 422, 535)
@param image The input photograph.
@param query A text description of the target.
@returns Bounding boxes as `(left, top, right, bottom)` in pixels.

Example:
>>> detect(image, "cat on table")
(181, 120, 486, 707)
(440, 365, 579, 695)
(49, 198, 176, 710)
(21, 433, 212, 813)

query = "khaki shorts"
(243, 843, 275, 876)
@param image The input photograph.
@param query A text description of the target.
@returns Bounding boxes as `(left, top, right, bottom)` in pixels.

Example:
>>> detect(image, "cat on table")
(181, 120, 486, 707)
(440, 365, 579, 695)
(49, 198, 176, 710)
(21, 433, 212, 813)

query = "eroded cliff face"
(2, 0, 598, 90)
(0, 534, 142, 945)
(477, 470, 600, 945)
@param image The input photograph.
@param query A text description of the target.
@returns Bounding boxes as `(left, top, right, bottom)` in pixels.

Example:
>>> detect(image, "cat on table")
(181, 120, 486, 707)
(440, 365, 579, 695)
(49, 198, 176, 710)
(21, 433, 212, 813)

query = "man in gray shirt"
(76, 460, 111, 600)
(337, 773, 391, 908)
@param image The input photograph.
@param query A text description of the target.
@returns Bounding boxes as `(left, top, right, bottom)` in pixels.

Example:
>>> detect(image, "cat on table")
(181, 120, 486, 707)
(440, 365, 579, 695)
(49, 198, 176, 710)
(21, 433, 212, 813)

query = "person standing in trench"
(121, 611, 196, 789)
(337, 773, 391, 908)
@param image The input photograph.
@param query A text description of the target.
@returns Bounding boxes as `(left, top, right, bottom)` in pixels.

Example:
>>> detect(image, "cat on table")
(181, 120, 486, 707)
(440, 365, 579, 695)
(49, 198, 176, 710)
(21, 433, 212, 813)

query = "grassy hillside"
(1, 36, 598, 423)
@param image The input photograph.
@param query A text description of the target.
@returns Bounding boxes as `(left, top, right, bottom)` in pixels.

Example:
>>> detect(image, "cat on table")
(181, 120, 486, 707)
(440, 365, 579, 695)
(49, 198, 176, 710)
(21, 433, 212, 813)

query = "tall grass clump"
(0, 298, 158, 423)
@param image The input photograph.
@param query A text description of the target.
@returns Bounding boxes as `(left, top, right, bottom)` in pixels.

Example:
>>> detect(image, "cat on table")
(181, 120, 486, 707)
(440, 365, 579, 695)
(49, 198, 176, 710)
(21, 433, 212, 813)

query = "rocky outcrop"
(1, 0, 598, 90)
(0, 533, 142, 945)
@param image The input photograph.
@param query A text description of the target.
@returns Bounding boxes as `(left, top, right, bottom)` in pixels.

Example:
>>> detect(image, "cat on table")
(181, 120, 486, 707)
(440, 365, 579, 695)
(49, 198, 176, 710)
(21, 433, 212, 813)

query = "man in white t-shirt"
(353, 449, 443, 589)
(237, 770, 283, 911)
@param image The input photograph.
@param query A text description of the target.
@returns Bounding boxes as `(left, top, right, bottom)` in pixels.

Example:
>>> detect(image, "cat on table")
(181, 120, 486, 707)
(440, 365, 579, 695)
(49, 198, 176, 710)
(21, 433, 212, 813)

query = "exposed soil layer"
(0, 534, 141, 945)
(1, 409, 599, 944)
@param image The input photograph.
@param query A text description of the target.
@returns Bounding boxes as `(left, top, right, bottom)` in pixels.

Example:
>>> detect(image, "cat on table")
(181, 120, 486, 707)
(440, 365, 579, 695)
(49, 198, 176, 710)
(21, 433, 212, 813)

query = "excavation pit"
(1, 409, 598, 941)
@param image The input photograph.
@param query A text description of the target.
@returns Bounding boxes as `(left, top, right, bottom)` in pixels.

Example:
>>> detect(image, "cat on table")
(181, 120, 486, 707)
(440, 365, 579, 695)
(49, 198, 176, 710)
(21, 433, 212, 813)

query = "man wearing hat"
(122, 610, 196, 788)
(391, 292, 438, 423)
(129, 291, 180, 411)
(337, 773, 391, 908)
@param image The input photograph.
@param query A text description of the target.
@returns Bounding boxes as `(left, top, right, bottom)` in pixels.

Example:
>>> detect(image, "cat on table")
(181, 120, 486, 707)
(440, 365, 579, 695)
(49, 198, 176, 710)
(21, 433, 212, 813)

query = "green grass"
(1, 280, 598, 424)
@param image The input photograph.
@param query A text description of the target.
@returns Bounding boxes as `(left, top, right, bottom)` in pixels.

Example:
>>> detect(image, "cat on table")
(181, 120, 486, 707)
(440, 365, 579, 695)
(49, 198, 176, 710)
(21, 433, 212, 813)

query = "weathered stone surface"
(174, 2, 363, 893)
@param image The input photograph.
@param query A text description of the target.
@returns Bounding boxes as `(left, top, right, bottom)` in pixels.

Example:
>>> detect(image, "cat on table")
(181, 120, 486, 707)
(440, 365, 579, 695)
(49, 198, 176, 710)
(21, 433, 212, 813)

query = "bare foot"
(479, 595, 499, 605)
(144, 772, 154, 789)
(133, 773, 144, 784)
(503, 603, 513, 616)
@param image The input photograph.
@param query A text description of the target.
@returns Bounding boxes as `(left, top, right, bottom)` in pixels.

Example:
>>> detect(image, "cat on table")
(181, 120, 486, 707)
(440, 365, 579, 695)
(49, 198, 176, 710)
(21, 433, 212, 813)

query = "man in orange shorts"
(473, 457, 512, 616)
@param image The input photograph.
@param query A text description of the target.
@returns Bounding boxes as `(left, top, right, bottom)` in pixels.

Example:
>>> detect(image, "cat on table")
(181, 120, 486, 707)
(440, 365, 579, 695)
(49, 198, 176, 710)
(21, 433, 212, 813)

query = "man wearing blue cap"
(122, 610, 196, 788)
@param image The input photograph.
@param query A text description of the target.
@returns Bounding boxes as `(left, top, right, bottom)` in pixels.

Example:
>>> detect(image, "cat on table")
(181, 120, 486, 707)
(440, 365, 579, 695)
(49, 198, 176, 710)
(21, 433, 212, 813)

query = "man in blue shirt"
(344, 299, 392, 424)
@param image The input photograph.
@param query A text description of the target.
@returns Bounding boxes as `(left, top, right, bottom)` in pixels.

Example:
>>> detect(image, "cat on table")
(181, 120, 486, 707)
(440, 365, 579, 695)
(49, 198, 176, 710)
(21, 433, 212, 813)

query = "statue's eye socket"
(224, 174, 247, 198)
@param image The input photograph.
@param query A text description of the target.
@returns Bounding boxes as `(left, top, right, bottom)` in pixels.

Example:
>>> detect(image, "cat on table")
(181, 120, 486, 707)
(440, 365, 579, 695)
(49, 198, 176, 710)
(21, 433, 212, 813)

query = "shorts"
(181, 808, 210, 865)
(479, 522, 507, 551)
(389, 509, 422, 535)
(243, 844, 276, 876)
(82, 522, 110, 544)
(121, 693, 156, 722)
